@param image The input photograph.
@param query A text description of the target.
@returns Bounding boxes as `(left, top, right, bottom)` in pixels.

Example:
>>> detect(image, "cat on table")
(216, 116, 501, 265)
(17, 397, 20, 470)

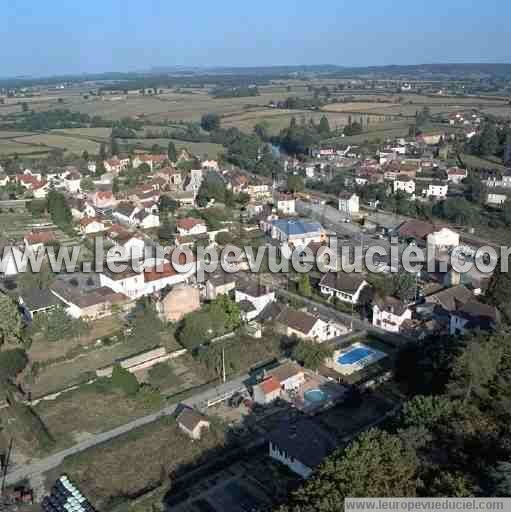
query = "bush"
(111, 364, 140, 397)
(0, 348, 28, 380)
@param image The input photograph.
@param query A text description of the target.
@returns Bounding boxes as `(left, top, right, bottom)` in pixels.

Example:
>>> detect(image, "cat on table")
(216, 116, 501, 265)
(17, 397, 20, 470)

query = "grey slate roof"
(268, 418, 337, 469)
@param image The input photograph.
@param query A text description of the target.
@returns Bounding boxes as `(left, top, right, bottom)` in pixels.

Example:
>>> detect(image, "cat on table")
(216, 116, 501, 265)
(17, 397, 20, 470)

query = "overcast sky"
(1, 0, 510, 77)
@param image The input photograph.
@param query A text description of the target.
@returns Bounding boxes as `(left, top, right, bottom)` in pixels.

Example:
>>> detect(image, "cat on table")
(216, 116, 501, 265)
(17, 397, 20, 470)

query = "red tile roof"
(25, 231, 56, 245)
(177, 217, 205, 231)
(259, 376, 281, 395)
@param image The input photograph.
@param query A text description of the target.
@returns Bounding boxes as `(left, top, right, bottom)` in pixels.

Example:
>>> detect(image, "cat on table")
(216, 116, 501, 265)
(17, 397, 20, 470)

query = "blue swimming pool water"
(338, 346, 374, 365)
(304, 389, 327, 403)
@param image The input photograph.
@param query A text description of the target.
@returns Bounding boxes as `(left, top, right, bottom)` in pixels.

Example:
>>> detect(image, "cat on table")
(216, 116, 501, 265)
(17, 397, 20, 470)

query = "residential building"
(447, 167, 468, 184)
(19, 289, 62, 320)
(24, 230, 56, 252)
(265, 362, 305, 392)
(275, 193, 296, 215)
(268, 419, 337, 479)
(88, 190, 117, 211)
(79, 217, 106, 235)
(112, 203, 141, 226)
(319, 272, 368, 305)
(235, 283, 275, 322)
(393, 177, 416, 195)
(276, 306, 348, 342)
(338, 192, 360, 216)
(252, 376, 281, 405)
(487, 193, 507, 206)
(99, 256, 195, 299)
(372, 296, 413, 333)
(135, 211, 160, 230)
(176, 407, 211, 440)
(176, 217, 207, 237)
(426, 227, 460, 251)
(50, 281, 131, 320)
(270, 219, 325, 247)
(205, 270, 237, 300)
(449, 301, 499, 335)
(424, 182, 448, 200)
(397, 220, 437, 245)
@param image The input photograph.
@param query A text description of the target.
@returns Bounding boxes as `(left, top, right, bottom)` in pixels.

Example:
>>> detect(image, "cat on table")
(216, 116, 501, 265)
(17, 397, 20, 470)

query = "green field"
(459, 153, 507, 171)
(123, 137, 224, 158)
(13, 133, 100, 154)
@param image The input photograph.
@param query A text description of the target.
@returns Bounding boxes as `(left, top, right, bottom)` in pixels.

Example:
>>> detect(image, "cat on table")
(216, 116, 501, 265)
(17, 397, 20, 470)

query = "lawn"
(48, 415, 226, 509)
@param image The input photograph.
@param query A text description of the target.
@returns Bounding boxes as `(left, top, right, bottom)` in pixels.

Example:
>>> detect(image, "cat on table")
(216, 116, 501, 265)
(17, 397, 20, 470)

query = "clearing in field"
(0, 139, 50, 156)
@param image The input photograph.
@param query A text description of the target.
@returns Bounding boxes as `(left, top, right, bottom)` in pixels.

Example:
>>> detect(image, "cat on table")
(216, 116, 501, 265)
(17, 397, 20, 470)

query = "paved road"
(5, 374, 248, 487)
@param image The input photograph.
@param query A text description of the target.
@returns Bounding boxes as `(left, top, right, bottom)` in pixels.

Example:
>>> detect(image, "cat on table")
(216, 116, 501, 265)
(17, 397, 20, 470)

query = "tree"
(200, 113, 221, 132)
(111, 364, 139, 397)
(0, 295, 23, 345)
(484, 462, 511, 496)
(392, 272, 416, 303)
(18, 261, 55, 291)
(128, 298, 163, 344)
(82, 150, 89, 161)
(477, 122, 499, 156)
(167, 141, 177, 162)
(286, 175, 304, 194)
(41, 306, 89, 342)
(157, 216, 175, 243)
(297, 274, 312, 298)
(47, 190, 72, 227)
(110, 136, 120, 156)
(447, 335, 502, 405)
(21, 102, 29, 113)
(158, 195, 178, 214)
(99, 143, 107, 160)
(486, 254, 511, 323)
(284, 429, 418, 511)
(292, 339, 333, 371)
(80, 176, 95, 192)
(0, 348, 28, 380)
(400, 395, 458, 430)
(318, 115, 331, 136)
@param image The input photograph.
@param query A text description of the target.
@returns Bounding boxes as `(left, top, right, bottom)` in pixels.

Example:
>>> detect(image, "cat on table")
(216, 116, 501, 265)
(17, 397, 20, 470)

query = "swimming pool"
(303, 389, 327, 403)
(338, 346, 374, 365)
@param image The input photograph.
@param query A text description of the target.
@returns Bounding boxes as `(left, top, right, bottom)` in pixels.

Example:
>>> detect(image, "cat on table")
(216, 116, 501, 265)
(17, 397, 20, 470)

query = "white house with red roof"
(88, 190, 117, 210)
(176, 217, 207, 237)
(447, 167, 468, 185)
(132, 154, 168, 171)
(99, 255, 196, 299)
(24, 230, 57, 252)
(79, 217, 106, 235)
(16, 174, 49, 198)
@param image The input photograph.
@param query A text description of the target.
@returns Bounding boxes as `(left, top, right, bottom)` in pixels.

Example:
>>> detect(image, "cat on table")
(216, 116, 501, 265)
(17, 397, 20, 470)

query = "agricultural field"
(221, 108, 349, 134)
(0, 139, 51, 155)
(12, 133, 101, 154)
(50, 127, 112, 140)
(122, 137, 224, 158)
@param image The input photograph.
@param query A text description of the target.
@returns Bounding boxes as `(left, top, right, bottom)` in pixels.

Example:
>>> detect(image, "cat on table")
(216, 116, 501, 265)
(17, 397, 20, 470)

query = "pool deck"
(329, 342, 387, 376)
(281, 372, 347, 413)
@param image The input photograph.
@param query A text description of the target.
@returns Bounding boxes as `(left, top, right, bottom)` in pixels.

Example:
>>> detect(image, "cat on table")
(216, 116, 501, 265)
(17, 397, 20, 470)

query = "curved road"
(5, 374, 248, 487)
